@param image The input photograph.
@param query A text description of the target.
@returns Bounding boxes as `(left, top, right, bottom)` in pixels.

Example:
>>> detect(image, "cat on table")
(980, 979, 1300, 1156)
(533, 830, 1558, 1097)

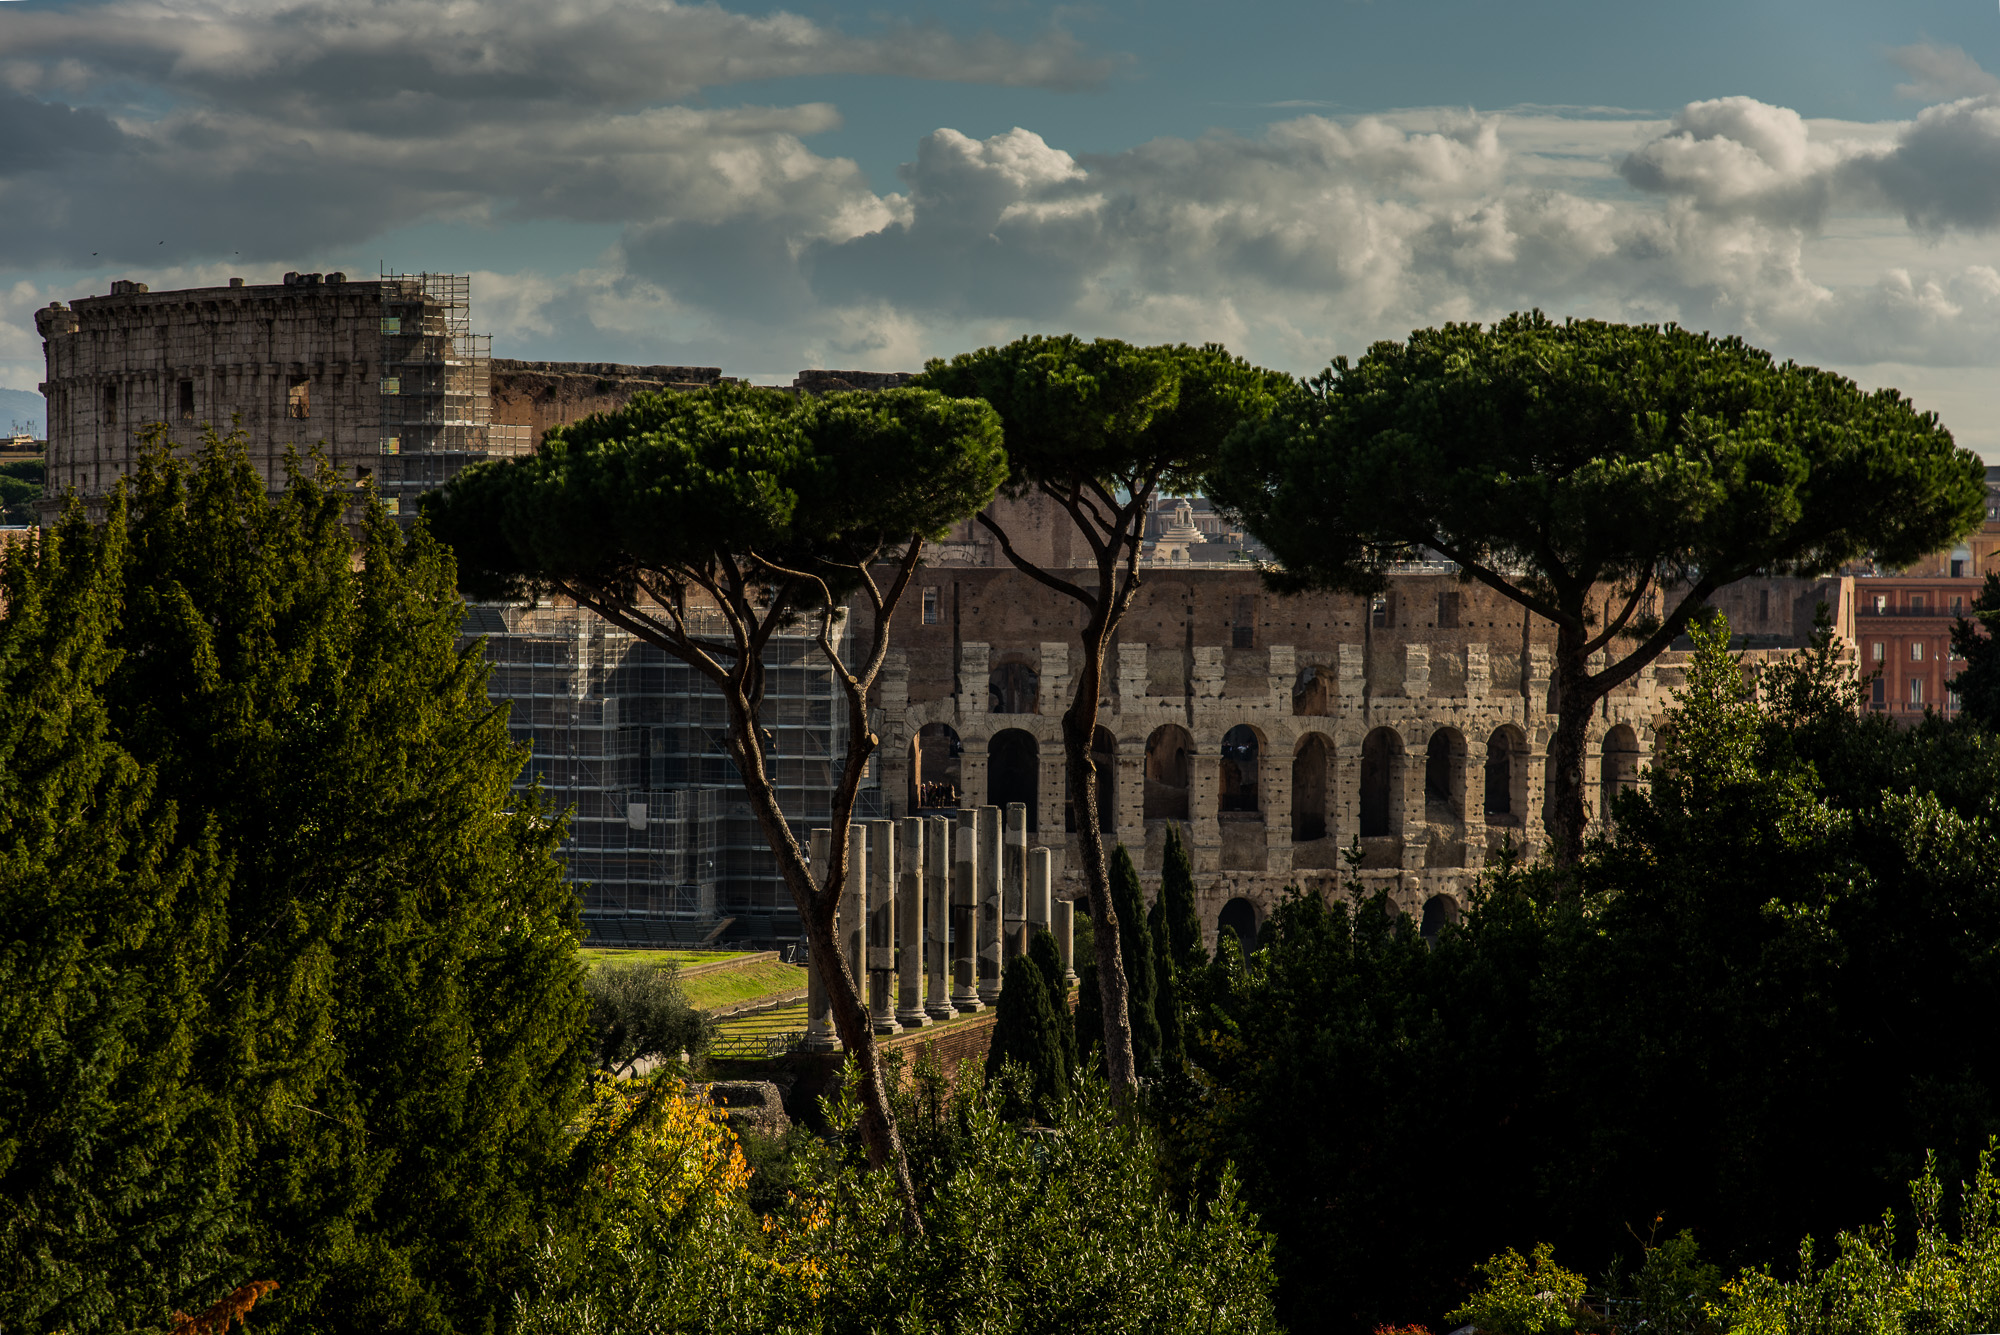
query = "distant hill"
(0, 388, 45, 439)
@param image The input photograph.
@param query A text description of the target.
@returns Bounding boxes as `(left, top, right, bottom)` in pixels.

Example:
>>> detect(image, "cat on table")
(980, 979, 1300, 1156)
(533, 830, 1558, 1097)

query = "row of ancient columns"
(802, 803, 1077, 1049)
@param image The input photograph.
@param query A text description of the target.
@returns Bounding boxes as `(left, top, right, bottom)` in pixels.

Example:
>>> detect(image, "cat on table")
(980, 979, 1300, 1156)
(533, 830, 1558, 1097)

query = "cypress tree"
(985, 951, 1067, 1122)
(46, 430, 592, 1332)
(1149, 896, 1185, 1073)
(1028, 927, 1078, 1085)
(0, 500, 237, 1331)
(1110, 846, 1162, 1078)
(1160, 822, 1206, 975)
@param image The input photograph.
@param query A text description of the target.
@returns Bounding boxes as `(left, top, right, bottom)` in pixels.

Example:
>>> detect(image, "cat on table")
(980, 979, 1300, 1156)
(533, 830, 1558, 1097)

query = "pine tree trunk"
(1547, 628, 1595, 866)
(1065, 627, 1139, 1105)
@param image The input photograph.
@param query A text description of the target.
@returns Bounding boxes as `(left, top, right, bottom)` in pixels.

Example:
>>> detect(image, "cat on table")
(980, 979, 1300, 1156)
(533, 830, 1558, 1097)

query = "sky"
(2, 0, 1999, 452)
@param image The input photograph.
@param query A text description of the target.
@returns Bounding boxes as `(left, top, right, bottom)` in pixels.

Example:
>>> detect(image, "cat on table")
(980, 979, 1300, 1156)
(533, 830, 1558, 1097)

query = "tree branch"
(1581, 565, 1655, 659)
(976, 510, 1097, 608)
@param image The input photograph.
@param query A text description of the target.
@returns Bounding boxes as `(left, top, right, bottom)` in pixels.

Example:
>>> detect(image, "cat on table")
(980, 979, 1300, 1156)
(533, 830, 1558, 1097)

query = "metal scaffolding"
(471, 603, 878, 942)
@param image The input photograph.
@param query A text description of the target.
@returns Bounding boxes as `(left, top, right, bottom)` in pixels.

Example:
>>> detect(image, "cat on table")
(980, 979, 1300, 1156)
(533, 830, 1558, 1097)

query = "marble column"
(977, 803, 1003, 1005)
(866, 820, 900, 1035)
(1003, 802, 1029, 962)
(1055, 894, 1077, 984)
(924, 813, 954, 1021)
(842, 821, 867, 1019)
(896, 815, 928, 1028)
(950, 806, 983, 1012)
(803, 827, 838, 1052)
(1027, 846, 1051, 943)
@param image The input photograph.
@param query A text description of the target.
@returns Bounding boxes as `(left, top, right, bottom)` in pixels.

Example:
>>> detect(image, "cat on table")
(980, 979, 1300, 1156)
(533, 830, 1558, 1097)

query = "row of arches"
(911, 720, 1645, 837)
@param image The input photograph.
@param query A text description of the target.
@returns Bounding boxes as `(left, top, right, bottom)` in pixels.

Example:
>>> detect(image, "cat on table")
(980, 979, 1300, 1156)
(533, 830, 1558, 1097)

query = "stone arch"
(1292, 732, 1332, 842)
(1218, 723, 1262, 814)
(987, 728, 1039, 831)
(1600, 723, 1642, 833)
(1423, 726, 1467, 823)
(1145, 724, 1193, 821)
(1065, 726, 1118, 833)
(1359, 726, 1403, 839)
(1218, 896, 1260, 953)
(1483, 725, 1528, 825)
(1420, 894, 1461, 944)
(911, 722, 962, 811)
(988, 658, 1039, 714)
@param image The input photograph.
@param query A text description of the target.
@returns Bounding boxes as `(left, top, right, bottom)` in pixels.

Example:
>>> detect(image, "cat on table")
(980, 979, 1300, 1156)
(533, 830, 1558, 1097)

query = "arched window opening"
(1420, 894, 1461, 944)
(1145, 724, 1193, 821)
(1600, 724, 1641, 834)
(988, 661, 1039, 714)
(1484, 726, 1528, 825)
(912, 723, 962, 811)
(1359, 727, 1401, 838)
(1065, 726, 1118, 833)
(1218, 897, 1260, 953)
(987, 729, 1039, 831)
(1424, 728, 1466, 822)
(1219, 724, 1260, 814)
(1292, 734, 1331, 841)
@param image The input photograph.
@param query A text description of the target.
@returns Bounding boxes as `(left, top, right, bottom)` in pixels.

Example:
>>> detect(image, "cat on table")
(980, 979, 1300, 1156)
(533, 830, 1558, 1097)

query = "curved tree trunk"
(1064, 628, 1137, 1103)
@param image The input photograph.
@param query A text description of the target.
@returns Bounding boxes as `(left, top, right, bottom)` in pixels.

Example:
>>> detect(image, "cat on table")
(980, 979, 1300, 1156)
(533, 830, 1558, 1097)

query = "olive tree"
(423, 384, 1006, 1230)
(1210, 313, 1984, 863)
(918, 338, 1291, 1101)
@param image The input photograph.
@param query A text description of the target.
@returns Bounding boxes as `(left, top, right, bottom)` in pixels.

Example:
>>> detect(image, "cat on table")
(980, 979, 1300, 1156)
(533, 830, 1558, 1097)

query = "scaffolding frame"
(378, 272, 521, 508)
(475, 603, 876, 938)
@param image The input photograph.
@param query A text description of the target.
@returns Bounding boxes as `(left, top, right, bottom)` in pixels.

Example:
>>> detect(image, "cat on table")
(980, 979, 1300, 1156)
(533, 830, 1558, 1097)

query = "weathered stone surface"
(691, 1080, 791, 1138)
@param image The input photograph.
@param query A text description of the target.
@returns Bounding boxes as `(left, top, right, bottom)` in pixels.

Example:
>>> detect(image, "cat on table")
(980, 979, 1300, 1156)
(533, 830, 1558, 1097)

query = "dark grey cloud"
(0, 90, 123, 173)
(1861, 95, 2000, 234)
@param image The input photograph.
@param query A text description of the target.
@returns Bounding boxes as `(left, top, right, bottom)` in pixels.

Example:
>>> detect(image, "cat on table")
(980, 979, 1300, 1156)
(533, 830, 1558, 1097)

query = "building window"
(1953, 595, 1965, 614)
(922, 588, 940, 625)
(1953, 558, 1967, 578)
(177, 379, 195, 422)
(379, 378, 400, 396)
(1911, 677, 1924, 706)
(1912, 642, 1925, 662)
(1951, 688, 1963, 711)
(103, 383, 118, 427)
(1872, 641, 1885, 662)
(1872, 678, 1886, 708)
(287, 377, 311, 419)
(1911, 594, 1927, 613)
(1438, 590, 1461, 629)
(1873, 594, 1888, 613)
(1371, 593, 1392, 628)
(381, 316, 401, 335)
(1233, 594, 1255, 648)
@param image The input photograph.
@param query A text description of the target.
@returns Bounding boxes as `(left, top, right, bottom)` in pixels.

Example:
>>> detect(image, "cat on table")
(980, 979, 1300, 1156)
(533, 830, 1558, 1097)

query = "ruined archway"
(1601, 724, 1641, 834)
(1359, 726, 1403, 838)
(1219, 724, 1261, 814)
(911, 722, 962, 811)
(1145, 723, 1193, 821)
(1218, 896, 1260, 953)
(1420, 894, 1461, 944)
(1292, 733, 1331, 842)
(1423, 727, 1466, 823)
(987, 728, 1039, 831)
(1483, 725, 1527, 825)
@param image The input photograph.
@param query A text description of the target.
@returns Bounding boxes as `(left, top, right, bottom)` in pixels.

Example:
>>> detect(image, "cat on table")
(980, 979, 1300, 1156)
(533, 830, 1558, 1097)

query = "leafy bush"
(1446, 1244, 1589, 1335)
(585, 962, 711, 1075)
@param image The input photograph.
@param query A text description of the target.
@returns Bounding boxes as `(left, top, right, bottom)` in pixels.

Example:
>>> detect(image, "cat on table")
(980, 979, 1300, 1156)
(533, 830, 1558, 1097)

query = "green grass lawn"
(683, 960, 808, 1012)
(579, 948, 750, 972)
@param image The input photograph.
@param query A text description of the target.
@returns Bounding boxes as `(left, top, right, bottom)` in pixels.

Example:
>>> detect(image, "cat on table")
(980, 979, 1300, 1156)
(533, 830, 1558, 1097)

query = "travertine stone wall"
(489, 360, 725, 446)
(37, 278, 393, 514)
(866, 558, 1853, 949)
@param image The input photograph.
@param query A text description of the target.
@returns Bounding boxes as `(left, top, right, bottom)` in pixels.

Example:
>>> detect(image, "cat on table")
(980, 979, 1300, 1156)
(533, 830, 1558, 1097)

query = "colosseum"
(869, 497, 1856, 946)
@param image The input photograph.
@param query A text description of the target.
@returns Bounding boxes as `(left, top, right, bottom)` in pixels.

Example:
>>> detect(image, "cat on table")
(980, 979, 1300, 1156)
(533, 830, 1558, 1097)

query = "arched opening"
(1292, 734, 1331, 841)
(1218, 897, 1259, 953)
(911, 723, 962, 811)
(1292, 665, 1332, 716)
(987, 729, 1039, 831)
(1420, 894, 1461, 944)
(1359, 727, 1402, 838)
(1218, 724, 1261, 814)
(1065, 726, 1118, 833)
(1483, 726, 1527, 825)
(1600, 724, 1641, 834)
(988, 660, 1039, 714)
(1423, 728, 1466, 822)
(1145, 724, 1192, 821)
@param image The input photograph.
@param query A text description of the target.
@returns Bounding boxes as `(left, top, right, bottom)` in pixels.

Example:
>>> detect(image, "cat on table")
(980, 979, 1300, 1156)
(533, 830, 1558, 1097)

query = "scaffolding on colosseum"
(471, 603, 878, 942)
(376, 272, 530, 512)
